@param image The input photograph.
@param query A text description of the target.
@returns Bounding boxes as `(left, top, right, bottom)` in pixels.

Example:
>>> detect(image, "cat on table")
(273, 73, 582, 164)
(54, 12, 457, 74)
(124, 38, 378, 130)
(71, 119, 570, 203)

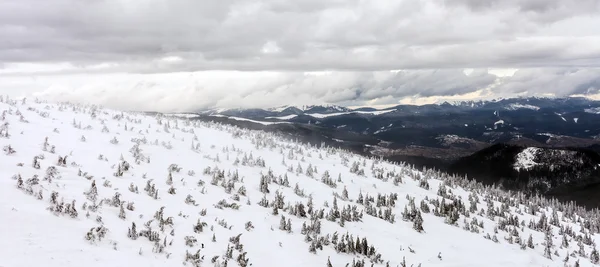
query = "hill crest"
(1, 96, 600, 267)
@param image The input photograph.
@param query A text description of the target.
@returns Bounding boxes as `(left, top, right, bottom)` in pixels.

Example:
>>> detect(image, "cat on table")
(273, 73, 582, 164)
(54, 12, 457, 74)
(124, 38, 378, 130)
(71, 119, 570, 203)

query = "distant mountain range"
(180, 97, 600, 167)
(162, 97, 600, 208)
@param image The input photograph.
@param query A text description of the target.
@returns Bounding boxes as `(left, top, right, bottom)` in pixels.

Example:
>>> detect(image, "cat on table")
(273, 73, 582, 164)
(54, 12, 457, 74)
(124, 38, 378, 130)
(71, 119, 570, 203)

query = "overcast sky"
(1, 0, 600, 111)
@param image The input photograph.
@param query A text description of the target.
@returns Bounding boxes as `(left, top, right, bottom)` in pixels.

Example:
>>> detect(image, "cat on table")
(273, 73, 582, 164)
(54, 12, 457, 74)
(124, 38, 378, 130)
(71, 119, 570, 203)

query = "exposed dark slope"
(447, 144, 525, 185)
(448, 144, 600, 208)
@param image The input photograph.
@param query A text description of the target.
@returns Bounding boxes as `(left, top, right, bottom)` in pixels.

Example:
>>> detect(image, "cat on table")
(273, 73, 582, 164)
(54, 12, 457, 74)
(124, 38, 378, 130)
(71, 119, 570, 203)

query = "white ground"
(210, 114, 290, 125)
(265, 114, 298, 120)
(307, 109, 394, 118)
(0, 98, 597, 267)
(584, 108, 600, 114)
(506, 104, 540, 111)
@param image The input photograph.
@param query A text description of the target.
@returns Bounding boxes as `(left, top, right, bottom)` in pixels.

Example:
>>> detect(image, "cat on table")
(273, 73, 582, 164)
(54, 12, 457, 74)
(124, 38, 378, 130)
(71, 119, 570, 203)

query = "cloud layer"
(1, 0, 600, 111)
(0, 68, 596, 112)
(2, 0, 600, 72)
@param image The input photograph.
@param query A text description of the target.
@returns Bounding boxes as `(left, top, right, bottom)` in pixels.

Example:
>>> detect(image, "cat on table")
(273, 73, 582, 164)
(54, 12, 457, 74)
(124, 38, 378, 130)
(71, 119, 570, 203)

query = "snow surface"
(268, 106, 294, 112)
(506, 104, 540, 111)
(268, 104, 348, 113)
(514, 147, 540, 171)
(555, 112, 567, 122)
(0, 97, 599, 267)
(167, 113, 201, 119)
(210, 115, 290, 125)
(584, 108, 600, 114)
(307, 109, 394, 118)
(373, 124, 395, 134)
(265, 114, 298, 120)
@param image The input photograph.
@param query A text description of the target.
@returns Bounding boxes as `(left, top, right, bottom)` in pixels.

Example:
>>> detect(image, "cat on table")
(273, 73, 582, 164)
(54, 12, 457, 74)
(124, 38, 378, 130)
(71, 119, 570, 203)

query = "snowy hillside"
(2, 97, 600, 267)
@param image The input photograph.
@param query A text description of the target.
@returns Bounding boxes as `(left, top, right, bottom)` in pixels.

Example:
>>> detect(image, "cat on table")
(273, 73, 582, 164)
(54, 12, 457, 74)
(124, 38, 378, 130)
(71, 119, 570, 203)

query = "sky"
(1, 0, 600, 112)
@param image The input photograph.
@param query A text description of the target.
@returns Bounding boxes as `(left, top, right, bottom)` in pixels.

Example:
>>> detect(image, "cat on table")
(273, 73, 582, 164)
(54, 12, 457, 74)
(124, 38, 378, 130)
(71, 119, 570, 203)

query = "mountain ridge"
(181, 97, 600, 172)
(448, 144, 600, 209)
(196, 96, 600, 116)
(3, 97, 600, 266)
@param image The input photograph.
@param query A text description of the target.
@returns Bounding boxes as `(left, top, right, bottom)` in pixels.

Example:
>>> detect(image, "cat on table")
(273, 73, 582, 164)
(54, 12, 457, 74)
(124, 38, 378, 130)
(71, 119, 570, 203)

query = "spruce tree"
(279, 216, 287, 231)
(166, 172, 173, 185)
(118, 203, 126, 220)
(413, 210, 424, 232)
(527, 234, 534, 249)
(128, 222, 137, 240)
(561, 234, 569, 248)
(544, 245, 552, 259)
(591, 245, 600, 264)
(286, 218, 292, 233)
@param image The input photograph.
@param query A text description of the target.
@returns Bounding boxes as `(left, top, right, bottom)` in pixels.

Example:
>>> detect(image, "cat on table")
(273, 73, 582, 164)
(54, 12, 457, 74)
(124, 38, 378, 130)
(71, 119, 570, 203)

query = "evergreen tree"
(543, 245, 552, 259)
(413, 210, 424, 233)
(118, 203, 126, 220)
(286, 218, 292, 233)
(128, 222, 137, 240)
(166, 172, 173, 185)
(561, 234, 569, 248)
(279, 216, 287, 231)
(591, 245, 600, 264)
(527, 234, 534, 249)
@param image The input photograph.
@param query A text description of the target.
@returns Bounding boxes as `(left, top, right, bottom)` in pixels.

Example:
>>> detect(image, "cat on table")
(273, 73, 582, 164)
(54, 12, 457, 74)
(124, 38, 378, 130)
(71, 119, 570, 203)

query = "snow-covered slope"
(210, 114, 291, 125)
(268, 104, 350, 113)
(1, 97, 599, 267)
(306, 109, 395, 118)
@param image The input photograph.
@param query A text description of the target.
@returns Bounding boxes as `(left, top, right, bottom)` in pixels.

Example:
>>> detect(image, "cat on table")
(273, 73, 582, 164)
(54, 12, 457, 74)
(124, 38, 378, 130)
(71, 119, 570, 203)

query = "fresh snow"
(1, 97, 599, 267)
(584, 107, 600, 114)
(514, 147, 540, 171)
(307, 109, 394, 118)
(210, 114, 290, 125)
(537, 133, 558, 137)
(268, 106, 294, 112)
(505, 104, 540, 111)
(268, 104, 348, 113)
(167, 113, 201, 119)
(555, 112, 567, 122)
(537, 133, 564, 144)
(265, 114, 298, 120)
(493, 120, 505, 129)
